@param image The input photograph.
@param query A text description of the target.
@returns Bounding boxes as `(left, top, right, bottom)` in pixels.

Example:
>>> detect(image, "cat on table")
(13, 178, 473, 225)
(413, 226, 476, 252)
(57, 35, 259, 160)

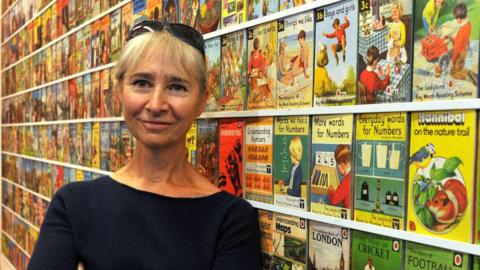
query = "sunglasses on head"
(126, 20, 205, 56)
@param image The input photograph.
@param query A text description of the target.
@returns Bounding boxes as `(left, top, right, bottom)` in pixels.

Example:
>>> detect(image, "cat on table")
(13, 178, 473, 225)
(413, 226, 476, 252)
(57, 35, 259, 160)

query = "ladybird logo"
(300, 218, 305, 229)
(341, 228, 348, 239)
(392, 240, 399, 252)
(453, 254, 462, 267)
(386, 86, 392, 96)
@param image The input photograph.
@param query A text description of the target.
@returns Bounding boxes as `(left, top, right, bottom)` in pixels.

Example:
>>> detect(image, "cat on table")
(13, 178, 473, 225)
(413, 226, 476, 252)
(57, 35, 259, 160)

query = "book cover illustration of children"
(310, 115, 353, 219)
(247, 22, 277, 110)
(358, 0, 413, 104)
(220, 30, 247, 111)
(314, 0, 357, 106)
(274, 116, 309, 211)
(247, 0, 277, 20)
(205, 38, 221, 112)
(413, 0, 479, 101)
(276, 11, 314, 108)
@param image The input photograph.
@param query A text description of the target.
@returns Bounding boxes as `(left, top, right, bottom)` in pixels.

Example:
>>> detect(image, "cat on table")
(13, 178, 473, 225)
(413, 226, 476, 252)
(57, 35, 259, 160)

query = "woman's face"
(120, 51, 205, 148)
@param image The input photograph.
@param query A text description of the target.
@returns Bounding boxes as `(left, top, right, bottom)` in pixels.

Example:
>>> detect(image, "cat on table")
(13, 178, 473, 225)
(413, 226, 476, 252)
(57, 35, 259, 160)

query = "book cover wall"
(1, 0, 480, 269)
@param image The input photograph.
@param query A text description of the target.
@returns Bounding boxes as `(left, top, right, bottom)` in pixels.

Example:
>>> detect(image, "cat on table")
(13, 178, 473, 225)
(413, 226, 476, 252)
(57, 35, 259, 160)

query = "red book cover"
(218, 118, 244, 197)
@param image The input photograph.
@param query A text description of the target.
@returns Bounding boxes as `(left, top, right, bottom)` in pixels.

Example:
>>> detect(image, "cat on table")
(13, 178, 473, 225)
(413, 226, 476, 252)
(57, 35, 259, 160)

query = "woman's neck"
(114, 140, 188, 185)
(112, 140, 219, 197)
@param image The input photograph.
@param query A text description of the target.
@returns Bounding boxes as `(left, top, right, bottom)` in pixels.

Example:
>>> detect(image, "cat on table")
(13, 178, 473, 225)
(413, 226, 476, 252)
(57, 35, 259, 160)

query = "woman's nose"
(146, 87, 169, 115)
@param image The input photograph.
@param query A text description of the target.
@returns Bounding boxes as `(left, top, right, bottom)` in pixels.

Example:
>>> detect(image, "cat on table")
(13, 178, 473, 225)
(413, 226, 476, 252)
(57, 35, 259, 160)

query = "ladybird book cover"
(310, 114, 353, 219)
(147, 0, 163, 21)
(276, 11, 314, 109)
(308, 222, 350, 270)
(354, 112, 408, 229)
(405, 241, 469, 270)
(244, 117, 274, 204)
(247, 22, 277, 110)
(220, 30, 247, 111)
(314, 0, 357, 106)
(247, 0, 277, 21)
(218, 118, 244, 197)
(196, 119, 219, 185)
(163, 0, 180, 22)
(258, 210, 273, 270)
(272, 213, 307, 270)
(274, 116, 309, 211)
(198, 0, 220, 34)
(412, 0, 479, 101)
(221, 0, 246, 28)
(351, 230, 403, 270)
(186, 120, 197, 167)
(407, 110, 477, 243)
(179, 0, 200, 29)
(205, 37, 221, 112)
(279, 0, 310, 11)
(357, 0, 413, 104)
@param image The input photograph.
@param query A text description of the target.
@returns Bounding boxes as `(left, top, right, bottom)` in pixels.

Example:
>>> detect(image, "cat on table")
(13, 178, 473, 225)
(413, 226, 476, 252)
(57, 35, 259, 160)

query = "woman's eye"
(132, 80, 152, 90)
(168, 84, 187, 93)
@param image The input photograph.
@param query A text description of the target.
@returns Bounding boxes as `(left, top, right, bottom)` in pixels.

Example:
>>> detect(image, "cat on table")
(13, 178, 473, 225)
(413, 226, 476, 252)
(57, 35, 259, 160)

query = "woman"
(28, 20, 261, 270)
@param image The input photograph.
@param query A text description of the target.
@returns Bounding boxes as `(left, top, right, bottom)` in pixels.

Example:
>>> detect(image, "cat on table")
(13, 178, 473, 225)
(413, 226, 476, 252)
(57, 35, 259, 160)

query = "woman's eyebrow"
(129, 72, 154, 80)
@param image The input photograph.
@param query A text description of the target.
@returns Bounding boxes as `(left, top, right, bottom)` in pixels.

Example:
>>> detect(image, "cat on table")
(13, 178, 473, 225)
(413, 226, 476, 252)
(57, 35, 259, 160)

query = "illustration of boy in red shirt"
(323, 16, 350, 65)
(436, 3, 472, 80)
(328, 145, 351, 208)
(359, 46, 390, 104)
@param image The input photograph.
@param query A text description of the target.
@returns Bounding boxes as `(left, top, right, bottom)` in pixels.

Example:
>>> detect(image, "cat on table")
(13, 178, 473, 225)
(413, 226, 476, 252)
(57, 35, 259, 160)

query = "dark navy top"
(28, 176, 261, 270)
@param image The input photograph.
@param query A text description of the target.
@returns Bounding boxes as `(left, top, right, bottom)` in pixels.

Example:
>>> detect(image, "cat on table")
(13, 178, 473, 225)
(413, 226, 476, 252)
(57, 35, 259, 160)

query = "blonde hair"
(112, 31, 207, 95)
(392, 1, 404, 17)
(289, 136, 303, 162)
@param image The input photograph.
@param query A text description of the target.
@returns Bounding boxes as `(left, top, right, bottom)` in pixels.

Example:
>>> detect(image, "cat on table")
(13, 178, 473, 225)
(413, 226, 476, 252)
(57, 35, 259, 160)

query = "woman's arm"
(212, 200, 261, 270)
(28, 186, 79, 270)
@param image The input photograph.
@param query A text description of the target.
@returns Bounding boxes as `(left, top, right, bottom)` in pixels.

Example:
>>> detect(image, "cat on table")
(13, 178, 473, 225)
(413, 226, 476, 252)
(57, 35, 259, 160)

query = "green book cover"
(351, 230, 403, 270)
(405, 241, 469, 270)
(354, 112, 408, 229)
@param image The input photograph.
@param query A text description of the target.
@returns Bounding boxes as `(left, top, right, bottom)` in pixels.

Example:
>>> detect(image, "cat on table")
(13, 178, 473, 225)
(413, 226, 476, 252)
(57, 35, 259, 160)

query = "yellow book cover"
(476, 115, 480, 244)
(186, 121, 197, 167)
(42, 7, 51, 45)
(354, 112, 408, 229)
(259, 210, 273, 269)
(92, 122, 101, 169)
(407, 110, 477, 243)
(272, 213, 307, 269)
(76, 169, 85, 182)
(246, 22, 277, 110)
(245, 117, 274, 204)
(221, 0, 246, 28)
(274, 116, 309, 211)
(310, 114, 353, 219)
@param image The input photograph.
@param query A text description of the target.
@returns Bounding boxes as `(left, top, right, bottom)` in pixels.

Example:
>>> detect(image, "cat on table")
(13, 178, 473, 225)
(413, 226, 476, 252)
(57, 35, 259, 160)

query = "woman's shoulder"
(53, 176, 114, 202)
(212, 192, 258, 222)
